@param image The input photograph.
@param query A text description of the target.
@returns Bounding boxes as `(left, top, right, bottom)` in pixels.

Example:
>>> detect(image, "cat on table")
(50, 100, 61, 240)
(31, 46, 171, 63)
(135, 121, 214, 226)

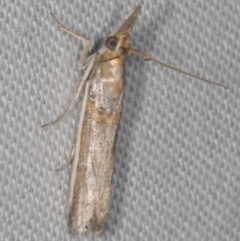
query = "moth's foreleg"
(50, 13, 91, 69)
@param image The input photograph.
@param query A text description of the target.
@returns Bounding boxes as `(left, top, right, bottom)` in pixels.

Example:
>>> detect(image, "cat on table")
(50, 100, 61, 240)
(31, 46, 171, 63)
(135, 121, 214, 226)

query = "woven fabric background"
(1, 0, 239, 240)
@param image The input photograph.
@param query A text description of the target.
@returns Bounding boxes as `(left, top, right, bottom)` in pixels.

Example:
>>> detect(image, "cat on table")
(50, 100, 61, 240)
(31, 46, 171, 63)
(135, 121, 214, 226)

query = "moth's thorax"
(87, 56, 125, 120)
(98, 53, 126, 93)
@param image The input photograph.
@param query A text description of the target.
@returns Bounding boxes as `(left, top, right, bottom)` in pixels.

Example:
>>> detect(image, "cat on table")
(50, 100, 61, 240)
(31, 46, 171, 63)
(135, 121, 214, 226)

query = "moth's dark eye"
(106, 36, 118, 50)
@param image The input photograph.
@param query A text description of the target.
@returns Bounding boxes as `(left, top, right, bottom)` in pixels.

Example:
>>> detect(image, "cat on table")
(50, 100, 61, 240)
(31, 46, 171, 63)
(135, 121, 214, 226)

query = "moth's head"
(105, 5, 141, 55)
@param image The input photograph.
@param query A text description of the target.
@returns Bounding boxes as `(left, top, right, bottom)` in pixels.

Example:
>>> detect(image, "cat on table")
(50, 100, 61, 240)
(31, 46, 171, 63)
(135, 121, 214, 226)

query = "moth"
(43, 5, 226, 236)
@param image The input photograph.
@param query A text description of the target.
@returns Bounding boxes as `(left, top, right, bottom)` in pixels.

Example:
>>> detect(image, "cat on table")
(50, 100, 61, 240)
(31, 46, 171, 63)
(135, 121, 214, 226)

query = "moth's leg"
(41, 15, 95, 128)
(79, 53, 95, 71)
(50, 13, 91, 69)
(56, 146, 76, 172)
(41, 77, 85, 128)
(42, 54, 96, 127)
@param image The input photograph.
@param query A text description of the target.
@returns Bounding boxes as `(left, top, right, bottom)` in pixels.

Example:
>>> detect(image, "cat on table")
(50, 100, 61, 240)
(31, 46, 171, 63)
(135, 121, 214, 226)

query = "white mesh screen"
(1, 0, 239, 240)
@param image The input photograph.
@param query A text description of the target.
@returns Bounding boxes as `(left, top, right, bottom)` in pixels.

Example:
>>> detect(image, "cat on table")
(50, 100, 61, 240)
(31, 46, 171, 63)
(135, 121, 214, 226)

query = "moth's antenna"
(130, 49, 227, 89)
